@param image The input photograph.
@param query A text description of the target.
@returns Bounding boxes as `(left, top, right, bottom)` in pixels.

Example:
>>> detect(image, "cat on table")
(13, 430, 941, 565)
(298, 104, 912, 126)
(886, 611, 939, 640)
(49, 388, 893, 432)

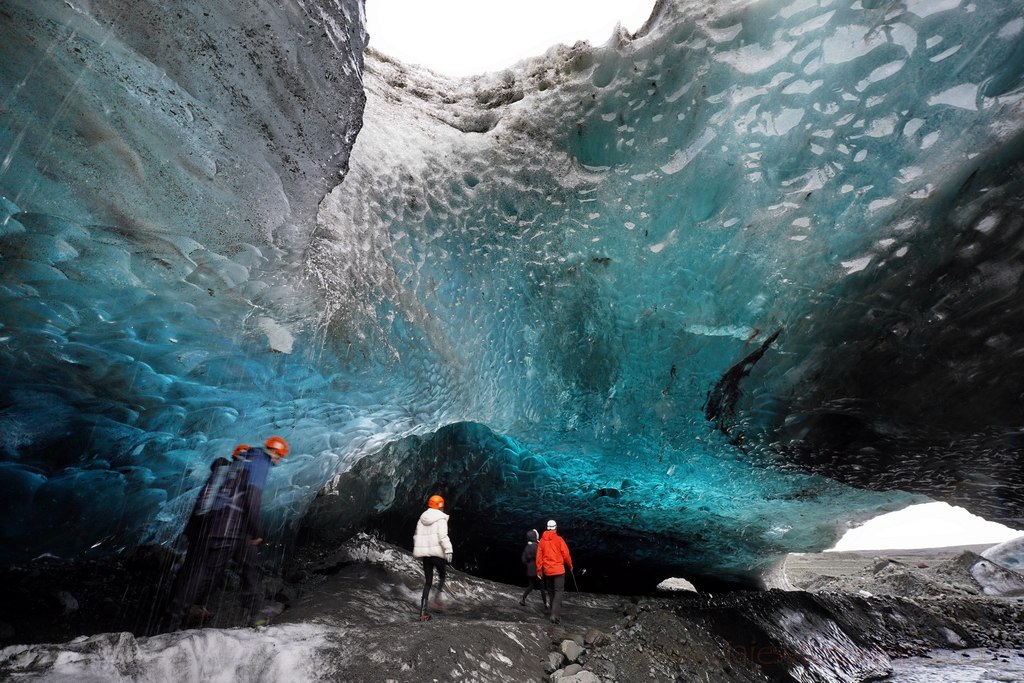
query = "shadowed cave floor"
(2, 535, 1024, 681)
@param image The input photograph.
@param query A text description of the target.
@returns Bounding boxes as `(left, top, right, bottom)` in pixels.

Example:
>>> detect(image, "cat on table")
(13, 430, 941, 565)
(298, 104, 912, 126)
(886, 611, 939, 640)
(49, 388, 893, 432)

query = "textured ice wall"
(1, 0, 1023, 583)
(0, 0, 377, 561)
(317, 0, 1024, 437)
(311, 0, 1024, 493)
(303, 421, 918, 587)
(0, 0, 366, 255)
(310, 0, 1024, 544)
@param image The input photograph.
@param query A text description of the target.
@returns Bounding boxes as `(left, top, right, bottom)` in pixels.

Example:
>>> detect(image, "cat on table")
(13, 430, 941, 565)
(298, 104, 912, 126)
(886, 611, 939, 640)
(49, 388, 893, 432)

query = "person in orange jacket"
(535, 519, 573, 624)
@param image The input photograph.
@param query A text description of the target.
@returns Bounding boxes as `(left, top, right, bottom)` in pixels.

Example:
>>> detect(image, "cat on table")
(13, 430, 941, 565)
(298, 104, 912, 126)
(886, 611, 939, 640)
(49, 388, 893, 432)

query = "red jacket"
(536, 530, 573, 576)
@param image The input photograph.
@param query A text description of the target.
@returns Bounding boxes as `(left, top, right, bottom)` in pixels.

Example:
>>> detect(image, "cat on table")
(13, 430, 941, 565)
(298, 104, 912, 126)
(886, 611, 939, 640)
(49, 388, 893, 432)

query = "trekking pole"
(570, 568, 580, 593)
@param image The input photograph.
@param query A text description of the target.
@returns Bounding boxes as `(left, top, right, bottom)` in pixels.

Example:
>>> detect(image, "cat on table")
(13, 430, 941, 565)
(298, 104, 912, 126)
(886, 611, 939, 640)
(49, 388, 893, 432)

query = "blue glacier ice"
(1, 0, 1023, 588)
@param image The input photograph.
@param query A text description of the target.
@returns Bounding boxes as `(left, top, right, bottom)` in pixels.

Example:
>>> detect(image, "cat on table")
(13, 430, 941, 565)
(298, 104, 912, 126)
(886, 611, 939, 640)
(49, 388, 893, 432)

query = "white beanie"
(547, 519, 557, 530)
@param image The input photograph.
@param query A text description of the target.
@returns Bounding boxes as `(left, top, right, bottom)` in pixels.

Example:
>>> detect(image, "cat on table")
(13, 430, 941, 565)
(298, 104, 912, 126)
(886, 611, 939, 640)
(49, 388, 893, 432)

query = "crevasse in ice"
(1, 0, 1022, 585)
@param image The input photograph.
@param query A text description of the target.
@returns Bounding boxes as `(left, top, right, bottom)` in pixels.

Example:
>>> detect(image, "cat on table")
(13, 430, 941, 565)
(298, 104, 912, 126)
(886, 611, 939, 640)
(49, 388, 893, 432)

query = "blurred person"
(163, 436, 289, 630)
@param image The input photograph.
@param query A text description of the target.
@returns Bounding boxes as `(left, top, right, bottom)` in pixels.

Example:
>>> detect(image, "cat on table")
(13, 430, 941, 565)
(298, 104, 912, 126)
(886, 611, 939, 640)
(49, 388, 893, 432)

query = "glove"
(445, 552, 453, 563)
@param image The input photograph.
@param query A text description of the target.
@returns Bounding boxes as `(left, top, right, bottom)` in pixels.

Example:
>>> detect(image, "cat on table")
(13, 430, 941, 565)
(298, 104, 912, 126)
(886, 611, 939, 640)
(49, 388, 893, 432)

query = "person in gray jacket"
(412, 494, 453, 621)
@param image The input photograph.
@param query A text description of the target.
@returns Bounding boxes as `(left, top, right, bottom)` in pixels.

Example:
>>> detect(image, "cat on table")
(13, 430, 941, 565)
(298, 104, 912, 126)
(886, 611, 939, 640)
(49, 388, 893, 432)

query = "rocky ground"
(2, 536, 1024, 681)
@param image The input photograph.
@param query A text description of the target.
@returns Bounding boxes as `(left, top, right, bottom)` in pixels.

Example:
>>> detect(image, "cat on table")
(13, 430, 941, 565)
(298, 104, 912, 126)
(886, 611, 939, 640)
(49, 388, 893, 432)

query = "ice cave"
(1, 0, 1023, 599)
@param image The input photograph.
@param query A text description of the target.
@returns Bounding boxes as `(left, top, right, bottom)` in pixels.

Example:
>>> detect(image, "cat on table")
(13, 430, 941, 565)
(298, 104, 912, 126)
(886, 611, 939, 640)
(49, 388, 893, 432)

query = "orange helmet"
(231, 444, 251, 460)
(264, 436, 289, 457)
(427, 495, 444, 510)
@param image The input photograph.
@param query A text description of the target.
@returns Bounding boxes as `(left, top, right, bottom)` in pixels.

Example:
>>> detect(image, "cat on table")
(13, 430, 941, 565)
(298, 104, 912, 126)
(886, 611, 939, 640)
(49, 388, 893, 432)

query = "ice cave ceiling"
(1, 0, 1023, 588)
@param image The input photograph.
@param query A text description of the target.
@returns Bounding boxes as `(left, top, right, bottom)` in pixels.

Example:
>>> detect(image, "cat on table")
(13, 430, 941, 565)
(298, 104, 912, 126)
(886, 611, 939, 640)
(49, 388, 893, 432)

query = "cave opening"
(364, 0, 657, 77)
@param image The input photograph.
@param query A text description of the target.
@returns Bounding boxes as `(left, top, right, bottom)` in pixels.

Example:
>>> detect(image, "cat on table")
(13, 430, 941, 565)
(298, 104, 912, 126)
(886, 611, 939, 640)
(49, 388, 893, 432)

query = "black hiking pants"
(420, 556, 447, 612)
(166, 535, 260, 628)
(521, 575, 545, 605)
(544, 573, 566, 621)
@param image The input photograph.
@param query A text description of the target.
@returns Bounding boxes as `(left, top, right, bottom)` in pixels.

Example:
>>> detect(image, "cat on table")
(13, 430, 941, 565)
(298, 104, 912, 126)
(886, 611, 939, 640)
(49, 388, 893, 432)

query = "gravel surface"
(3, 538, 1024, 682)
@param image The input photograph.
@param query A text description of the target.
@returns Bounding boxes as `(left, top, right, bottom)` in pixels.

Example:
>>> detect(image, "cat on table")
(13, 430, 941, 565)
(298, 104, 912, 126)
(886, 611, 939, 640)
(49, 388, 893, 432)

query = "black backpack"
(195, 457, 250, 517)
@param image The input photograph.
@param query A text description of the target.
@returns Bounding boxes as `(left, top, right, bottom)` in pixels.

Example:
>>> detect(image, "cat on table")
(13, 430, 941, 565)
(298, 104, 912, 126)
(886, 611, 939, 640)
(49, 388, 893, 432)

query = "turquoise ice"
(1, 0, 1022, 585)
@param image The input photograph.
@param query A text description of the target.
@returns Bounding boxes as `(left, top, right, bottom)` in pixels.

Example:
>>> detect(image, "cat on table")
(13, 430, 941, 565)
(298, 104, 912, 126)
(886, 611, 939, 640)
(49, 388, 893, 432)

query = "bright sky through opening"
(365, 1, 656, 77)
(830, 502, 1023, 552)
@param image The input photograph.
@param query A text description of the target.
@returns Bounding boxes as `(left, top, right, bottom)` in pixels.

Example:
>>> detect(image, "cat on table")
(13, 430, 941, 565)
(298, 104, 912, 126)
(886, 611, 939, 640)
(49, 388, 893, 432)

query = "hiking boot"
(418, 613, 432, 621)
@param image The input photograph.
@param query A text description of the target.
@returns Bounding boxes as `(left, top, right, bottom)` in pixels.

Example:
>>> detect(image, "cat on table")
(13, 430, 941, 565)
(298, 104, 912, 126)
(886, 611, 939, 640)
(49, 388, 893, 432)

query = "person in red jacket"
(535, 519, 573, 624)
